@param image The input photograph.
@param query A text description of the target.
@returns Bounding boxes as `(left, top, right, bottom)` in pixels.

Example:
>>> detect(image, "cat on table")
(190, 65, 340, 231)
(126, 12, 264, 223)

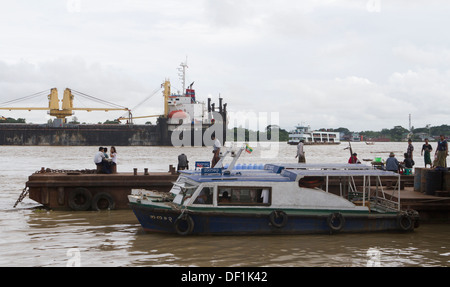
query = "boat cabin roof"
(179, 163, 398, 183)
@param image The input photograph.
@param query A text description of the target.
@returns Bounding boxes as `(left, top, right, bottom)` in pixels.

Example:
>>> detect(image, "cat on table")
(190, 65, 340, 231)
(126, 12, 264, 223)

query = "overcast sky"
(0, 0, 449, 132)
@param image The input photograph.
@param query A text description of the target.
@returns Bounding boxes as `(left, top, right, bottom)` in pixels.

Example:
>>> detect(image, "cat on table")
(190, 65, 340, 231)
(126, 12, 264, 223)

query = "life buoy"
(327, 212, 345, 233)
(269, 210, 288, 228)
(174, 214, 194, 235)
(397, 213, 413, 231)
(68, 187, 92, 211)
(91, 192, 115, 211)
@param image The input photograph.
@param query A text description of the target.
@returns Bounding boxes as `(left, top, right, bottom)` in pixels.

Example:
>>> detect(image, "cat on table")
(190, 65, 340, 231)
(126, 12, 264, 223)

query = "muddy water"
(1, 142, 449, 267)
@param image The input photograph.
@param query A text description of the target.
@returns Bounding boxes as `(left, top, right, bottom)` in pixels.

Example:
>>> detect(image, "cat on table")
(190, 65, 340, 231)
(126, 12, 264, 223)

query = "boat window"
(299, 176, 324, 189)
(218, 187, 271, 206)
(172, 181, 199, 205)
(193, 187, 213, 205)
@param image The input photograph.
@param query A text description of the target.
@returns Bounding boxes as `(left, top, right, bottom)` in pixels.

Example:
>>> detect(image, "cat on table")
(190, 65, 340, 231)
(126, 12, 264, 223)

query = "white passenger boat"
(288, 124, 340, 145)
(128, 146, 419, 235)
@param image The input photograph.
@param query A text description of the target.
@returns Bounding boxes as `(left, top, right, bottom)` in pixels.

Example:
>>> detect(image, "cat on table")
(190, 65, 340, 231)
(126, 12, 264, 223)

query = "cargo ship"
(0, 63, 227, 146)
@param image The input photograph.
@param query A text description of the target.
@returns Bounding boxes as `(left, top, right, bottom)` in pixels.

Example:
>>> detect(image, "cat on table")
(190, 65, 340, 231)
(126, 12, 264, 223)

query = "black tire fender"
(269, 210, 288, 228)
(91, 192, 115, 211)
(327, 212, 345, 233)
(174, 214, 194, 235)
(397, 213, 413, 231)
(68, 187, 92, 211)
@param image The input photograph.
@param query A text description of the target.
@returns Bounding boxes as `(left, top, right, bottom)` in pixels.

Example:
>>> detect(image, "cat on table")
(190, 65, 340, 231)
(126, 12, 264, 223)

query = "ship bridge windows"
(218, 186, 271, 206)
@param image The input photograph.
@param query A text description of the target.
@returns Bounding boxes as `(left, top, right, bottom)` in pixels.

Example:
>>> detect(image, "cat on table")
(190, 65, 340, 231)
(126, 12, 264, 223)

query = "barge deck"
(23, 166, 179, 211)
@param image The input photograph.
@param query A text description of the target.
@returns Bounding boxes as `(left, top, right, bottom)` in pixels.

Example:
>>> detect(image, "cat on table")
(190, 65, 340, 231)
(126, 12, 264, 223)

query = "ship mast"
(177, 59, 188, 95)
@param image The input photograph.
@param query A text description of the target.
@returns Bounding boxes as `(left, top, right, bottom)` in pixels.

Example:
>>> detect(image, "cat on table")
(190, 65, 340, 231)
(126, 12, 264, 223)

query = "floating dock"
(389, 167, 450, 222)
(23, 167, 179, 211)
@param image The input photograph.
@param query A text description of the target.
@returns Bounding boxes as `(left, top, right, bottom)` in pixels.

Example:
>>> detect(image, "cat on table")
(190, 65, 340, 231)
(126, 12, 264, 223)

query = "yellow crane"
(0, 88, 129, 123)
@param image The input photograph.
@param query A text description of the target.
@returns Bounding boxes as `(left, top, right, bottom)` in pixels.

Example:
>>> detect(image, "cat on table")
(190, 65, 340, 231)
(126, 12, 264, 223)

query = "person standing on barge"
(421, 138, 433, 168)
(406, 139, 414, 161)
(177, 153, 189, 171)
(295, 139, 306, 163)
(435, 135, 448, 168)
(211, 134, 221, 167)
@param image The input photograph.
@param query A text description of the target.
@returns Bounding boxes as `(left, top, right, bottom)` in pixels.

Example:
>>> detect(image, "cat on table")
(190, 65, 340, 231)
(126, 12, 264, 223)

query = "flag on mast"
(245, 144, 253, 154)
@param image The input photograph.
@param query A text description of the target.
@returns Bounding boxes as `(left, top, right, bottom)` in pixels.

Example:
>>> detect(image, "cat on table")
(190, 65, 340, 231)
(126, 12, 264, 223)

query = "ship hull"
(130, 203, 417, 235)
(0, 118, 226, 146)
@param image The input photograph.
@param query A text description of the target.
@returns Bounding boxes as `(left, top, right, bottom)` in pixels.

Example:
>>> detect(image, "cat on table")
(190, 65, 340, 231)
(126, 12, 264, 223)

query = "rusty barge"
(21, 167, 179, 211)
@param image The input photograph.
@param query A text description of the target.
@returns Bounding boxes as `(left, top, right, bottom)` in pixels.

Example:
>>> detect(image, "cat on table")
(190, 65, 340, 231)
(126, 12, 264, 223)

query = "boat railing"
(371, 197, 400, 212)
(279, 168, 401, 211)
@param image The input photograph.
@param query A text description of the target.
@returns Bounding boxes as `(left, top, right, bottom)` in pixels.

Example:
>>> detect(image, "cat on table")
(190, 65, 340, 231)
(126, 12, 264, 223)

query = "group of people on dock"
(294, 135, 448, 173)
(385, 152, 414, 174)
(94, 146, 117, 174)
(384, 139, 416, 174)
(379, 136, 448, 173)
(421, 135, 448, 169)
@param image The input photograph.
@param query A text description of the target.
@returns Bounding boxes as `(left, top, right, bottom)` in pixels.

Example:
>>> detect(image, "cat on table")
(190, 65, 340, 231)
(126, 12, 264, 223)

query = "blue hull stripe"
(130, 203, 412, 235)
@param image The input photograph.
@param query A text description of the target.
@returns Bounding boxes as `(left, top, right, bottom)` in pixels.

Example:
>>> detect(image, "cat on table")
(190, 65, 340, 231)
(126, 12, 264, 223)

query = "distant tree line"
(227, 124, 450, 142)
(328, 125, 450, 142)
(2, 116, 448, 142)
(0, 117, 26, 123)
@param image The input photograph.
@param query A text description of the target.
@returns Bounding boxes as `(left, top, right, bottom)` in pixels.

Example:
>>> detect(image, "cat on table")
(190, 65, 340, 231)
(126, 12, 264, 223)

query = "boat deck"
(25, 168, 179, 210)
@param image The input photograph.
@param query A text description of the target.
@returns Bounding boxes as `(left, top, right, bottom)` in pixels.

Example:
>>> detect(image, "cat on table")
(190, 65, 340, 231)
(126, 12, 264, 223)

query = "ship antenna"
(178, 58, 188, 96)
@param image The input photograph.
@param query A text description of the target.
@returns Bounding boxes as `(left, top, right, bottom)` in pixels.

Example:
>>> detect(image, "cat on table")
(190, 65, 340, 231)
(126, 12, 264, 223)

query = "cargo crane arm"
(0, 88, 129, 123)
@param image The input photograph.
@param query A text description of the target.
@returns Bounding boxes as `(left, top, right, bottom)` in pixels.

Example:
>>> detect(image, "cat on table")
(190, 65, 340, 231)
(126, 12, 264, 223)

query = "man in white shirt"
(94, 147, 105, 164)
(211, 135, 221, 167)
(295, 140, 306, 163)
(94, 147, 110, 173)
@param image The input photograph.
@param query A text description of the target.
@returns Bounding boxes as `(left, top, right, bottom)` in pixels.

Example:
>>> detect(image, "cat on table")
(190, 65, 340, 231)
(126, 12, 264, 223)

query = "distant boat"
(288, 124, 340, 145)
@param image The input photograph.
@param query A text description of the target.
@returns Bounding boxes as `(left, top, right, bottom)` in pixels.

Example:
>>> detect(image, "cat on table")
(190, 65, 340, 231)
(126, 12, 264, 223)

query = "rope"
(0, 89, 49, 107)
(71, 89, 128, 109)
(34, 167, 97, 174)
(119, 87, 162, 119)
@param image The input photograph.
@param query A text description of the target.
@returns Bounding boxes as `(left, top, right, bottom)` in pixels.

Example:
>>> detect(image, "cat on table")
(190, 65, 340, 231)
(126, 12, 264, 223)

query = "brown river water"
(1, 142, 449, 267)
